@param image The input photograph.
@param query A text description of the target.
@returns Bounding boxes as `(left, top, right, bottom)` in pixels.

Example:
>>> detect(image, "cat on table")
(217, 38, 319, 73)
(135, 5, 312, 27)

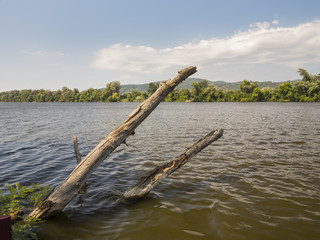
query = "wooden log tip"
(178, 66, 197, 74)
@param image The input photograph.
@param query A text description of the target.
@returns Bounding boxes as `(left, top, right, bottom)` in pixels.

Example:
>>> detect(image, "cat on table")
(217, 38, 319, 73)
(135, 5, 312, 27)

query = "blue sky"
(0, 0, 319, 91)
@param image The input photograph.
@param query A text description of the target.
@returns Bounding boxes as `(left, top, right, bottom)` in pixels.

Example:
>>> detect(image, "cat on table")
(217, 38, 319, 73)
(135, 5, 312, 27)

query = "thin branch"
(72, 135, 87, 194)
(72, 135, 81, 164)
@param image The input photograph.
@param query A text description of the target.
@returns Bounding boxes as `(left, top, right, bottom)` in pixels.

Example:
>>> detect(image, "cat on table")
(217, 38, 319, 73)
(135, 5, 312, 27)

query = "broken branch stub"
(29, 66, 197, 219)
(72, 135, 81, 164)
(122, 128, 224, 200)
(72, 135, 87, 193)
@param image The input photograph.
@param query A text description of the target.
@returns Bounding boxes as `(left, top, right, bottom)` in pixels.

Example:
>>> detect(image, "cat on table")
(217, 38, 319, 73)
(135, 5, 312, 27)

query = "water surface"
(0, 102, 319, 240)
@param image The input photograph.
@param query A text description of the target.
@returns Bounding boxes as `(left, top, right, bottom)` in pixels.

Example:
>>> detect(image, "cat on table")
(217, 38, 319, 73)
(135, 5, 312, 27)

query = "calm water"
(0, 102, 319, 240)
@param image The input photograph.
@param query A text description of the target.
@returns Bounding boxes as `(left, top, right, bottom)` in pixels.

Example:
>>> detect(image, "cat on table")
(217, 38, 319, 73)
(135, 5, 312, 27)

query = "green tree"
(52, 90, 61, 102)
(20, 90, 33, 102)
(72, 88, 80, 102)
(44, 90, 54, 102)
(34, 89, 47, 102)
(147, 83, 159, 96)
(108, 92, 120, 102)
(277, 82, 296, 101)
(59, 87, 74, 102)
(191, 80, 208, 102)
(102, 81, 120, 101)
(261, 87, 274, 101)
(165, 89, 180, 102)
(79, 88, 96, 102)
(203, 84, 217, 102)
(294, 68, 320, 98)
(124, 90, 145, 102)
(298, 68, 312, 82)
(224, 90, 237, 101)
(215, 89, 225, 102)
(178, 88, 191, 102)
(251, 87, 264, 101)
(0, 92, 9, 102)
(8, 90, 20, 101)
(239, 80, 258, 94)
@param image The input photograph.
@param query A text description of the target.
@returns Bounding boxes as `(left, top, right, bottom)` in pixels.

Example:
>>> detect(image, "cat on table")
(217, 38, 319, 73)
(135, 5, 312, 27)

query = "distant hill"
(119, 78, 300, 94)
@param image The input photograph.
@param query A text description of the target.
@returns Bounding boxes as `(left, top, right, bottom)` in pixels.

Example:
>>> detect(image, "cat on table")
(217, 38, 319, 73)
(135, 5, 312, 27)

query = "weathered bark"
(29, 66, 197, 219)
(122, 128, 223, 200)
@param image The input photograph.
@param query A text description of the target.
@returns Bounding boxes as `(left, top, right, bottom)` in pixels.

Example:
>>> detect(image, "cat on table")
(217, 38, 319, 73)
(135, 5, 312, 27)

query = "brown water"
(0, 102, 319, 240)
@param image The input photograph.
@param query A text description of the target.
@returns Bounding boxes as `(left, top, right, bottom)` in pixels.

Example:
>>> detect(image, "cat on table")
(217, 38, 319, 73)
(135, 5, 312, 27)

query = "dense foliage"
(0, 183, 51, 239)
(1, 69, 319, 102)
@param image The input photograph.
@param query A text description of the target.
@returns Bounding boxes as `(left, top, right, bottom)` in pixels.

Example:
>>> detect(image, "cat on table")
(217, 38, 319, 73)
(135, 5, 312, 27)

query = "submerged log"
(29, 66, 197, 219)
(122, 128, 223, 200)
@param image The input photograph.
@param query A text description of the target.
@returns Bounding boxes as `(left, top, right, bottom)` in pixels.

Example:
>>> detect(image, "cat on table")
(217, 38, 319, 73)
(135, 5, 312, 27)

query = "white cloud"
(23, 50, 65, 57)
(91, 20, 320, 74)
(249, 21, 271, 29)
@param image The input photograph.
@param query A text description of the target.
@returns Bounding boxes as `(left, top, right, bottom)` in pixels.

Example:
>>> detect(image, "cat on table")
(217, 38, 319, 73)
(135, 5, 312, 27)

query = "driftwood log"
(29, 66, 197, 219)
(122, 128, 223, 200)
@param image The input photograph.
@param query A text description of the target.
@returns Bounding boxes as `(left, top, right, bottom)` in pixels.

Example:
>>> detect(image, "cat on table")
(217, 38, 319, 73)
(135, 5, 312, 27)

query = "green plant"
(0, 182, 51, 239)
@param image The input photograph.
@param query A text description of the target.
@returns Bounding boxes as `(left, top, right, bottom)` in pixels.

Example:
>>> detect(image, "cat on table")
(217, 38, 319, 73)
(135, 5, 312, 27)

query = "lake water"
(0, 102, 319, 240)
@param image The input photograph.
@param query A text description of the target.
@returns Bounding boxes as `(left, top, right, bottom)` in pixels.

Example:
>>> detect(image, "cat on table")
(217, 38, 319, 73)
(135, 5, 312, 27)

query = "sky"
(0, 0, 319, 91)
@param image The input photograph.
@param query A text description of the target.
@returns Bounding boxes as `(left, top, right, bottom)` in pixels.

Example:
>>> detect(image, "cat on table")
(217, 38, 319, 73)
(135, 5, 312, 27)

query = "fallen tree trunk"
(29, 66, 197, 219)
(121, 128, 223, 200)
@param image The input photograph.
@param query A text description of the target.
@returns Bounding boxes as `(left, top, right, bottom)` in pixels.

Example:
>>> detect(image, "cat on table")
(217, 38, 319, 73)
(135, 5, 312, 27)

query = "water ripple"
(1, 102, 320, 240)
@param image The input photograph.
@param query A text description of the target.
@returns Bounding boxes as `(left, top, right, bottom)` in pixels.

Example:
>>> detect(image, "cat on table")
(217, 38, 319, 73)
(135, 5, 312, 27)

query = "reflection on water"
(0, 102, 320, 240)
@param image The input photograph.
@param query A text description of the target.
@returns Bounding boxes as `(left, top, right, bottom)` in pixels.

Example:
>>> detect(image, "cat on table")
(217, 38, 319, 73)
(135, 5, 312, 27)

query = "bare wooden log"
(29, 66, 197, 219)
(122, 128, 223, 200)
(72, 135, 81, 164)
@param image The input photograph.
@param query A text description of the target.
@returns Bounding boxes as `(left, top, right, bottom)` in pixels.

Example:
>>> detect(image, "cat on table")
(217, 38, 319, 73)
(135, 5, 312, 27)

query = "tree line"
(1, 68, 319, 102)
